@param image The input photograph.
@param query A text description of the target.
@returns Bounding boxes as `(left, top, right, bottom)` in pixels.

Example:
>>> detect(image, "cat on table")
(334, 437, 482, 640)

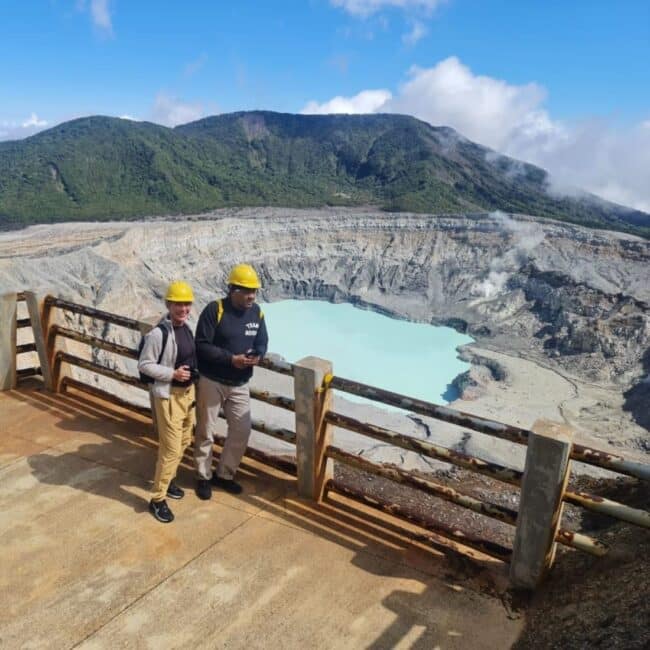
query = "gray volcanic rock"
(1, 208, 648, 460)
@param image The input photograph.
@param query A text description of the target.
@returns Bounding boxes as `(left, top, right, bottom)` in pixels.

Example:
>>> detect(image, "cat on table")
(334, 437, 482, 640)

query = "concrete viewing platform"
(1, 380, 524, 649)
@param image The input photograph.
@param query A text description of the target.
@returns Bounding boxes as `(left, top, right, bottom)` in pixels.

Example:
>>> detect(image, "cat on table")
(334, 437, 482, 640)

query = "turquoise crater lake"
(259, 300, 474, 405)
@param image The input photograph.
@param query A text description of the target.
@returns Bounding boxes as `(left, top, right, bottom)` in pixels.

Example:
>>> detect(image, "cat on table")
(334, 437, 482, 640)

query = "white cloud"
(331, 0, 445, 17)
(0, 113, 49, 141)
(151, 93, 205, 127)
(22, 113, 48, 128)
(91, 0, 112, 32)
(386, 57, 559, 152)
(301, 89, 392, 115)
(78, 0, 113, 36)
(304, 56, 650, 213)
(402, 21, 427, 46)
(523, 120, 650, 213)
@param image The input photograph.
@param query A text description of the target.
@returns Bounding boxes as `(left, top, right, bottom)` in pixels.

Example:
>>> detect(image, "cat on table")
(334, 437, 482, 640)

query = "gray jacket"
(138, 316, 193, 399)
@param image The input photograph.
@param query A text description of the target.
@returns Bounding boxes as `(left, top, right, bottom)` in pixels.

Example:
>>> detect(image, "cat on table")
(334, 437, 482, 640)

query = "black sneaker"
(166, 480, 184, 500)
(211, 475, 243, 495)
(149, 499, 174, 523)
(195, 479, 212, 501)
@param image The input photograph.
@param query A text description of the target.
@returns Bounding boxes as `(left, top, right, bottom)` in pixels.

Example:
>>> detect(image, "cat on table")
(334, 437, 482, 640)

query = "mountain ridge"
(1, 111, 648, 237)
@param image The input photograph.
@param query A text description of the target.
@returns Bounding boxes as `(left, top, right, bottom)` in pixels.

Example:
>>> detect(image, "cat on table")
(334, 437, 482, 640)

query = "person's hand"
(173, 365, 191, 381)
(231, 354, 258, 369)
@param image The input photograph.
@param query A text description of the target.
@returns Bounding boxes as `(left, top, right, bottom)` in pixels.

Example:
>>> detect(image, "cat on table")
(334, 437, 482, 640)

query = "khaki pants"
(151, 384, 196, 502)
(194, 376, 251, 480)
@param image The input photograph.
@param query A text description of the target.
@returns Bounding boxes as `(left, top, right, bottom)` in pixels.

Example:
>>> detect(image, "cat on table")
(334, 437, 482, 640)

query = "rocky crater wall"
(1, 208, 648, 445)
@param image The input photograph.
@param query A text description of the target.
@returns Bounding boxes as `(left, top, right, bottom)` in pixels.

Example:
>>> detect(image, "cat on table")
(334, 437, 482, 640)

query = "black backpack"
(137, 324, 169, 384)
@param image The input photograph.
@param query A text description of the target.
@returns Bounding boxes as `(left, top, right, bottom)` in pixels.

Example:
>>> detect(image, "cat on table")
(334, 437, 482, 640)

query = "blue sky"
(2, 1, 650, 210)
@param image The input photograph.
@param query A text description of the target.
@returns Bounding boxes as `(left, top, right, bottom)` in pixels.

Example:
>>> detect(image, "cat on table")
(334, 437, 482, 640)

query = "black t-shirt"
(172, 324, 196, 387)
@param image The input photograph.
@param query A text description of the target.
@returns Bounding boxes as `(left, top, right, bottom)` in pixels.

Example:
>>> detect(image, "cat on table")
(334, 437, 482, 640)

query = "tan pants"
(194, 376, 251, 480)
(151, 384, 196, 502)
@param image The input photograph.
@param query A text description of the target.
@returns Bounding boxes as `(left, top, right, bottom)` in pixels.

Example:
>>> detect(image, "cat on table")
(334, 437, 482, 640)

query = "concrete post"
(294, 356, 333, 501)
(510, 419, 573, 590)
(0, 292, 17, 390)
(24, 291, 53, 390)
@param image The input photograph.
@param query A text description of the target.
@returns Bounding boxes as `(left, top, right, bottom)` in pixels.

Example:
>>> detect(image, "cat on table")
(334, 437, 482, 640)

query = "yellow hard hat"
(165, 280, 194, 302)
(227, 264, 261, 289)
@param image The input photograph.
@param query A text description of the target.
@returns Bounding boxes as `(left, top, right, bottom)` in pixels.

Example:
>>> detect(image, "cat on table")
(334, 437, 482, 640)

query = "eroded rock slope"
(1, 208, 648, 453)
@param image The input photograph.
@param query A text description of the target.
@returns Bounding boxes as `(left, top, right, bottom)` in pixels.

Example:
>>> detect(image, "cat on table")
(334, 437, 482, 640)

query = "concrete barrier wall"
(0, 293, 17, 390)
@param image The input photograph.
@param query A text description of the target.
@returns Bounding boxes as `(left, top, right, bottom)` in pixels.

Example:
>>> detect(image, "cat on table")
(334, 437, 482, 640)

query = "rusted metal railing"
(325, 410, 523, 486)
(61, 375, 298, 447)
(329, 374, 531, 443)
(53, 351, 146, 389)
(61, 377, 152, 418)
(564, 489, 650, 529)
(328, 374, 650, 482)
(250, 388, 296, 412)
(326, 479, 513, 562)
(213, 432, 297, 476)
(259, 356, 295, 377)
(17, 367, 41, 378)
(326, 445, 607, 557)
(49, 324, 139, 359)
(326, 444, 519, 525)
(323, 410, 650, 531)
(14, 293, 647, 566)
(44, 296, 143, 331)
(43, 297, 299, 467)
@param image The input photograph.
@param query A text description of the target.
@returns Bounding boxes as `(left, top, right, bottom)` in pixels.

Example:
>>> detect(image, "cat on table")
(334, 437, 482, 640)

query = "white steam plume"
(472, 212, 545, 299)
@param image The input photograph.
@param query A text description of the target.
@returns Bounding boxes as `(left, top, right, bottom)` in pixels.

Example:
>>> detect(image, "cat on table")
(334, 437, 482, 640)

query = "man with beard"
(194, 264, 268, 500)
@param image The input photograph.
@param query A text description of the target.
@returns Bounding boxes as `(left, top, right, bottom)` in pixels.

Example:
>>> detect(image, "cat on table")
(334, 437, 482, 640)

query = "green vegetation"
(0, 111, 648, 237)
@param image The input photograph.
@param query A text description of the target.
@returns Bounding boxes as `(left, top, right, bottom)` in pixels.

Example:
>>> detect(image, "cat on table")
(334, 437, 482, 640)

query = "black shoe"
(149, 499, 174, 523)
(195, 479, 212, 501)
(211, 475, 243, 495)
(166, 480, 184, 500)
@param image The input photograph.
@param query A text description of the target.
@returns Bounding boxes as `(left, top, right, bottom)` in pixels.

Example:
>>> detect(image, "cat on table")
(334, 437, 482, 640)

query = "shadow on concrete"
(241, 489, 514, 647)
(15, 384, 157, 513)
(13, 382, 516, 648)
(15, 383, 295, 515)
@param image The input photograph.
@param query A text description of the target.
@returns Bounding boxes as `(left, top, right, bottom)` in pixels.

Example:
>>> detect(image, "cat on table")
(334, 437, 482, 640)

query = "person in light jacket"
(138, 281, 197, 523)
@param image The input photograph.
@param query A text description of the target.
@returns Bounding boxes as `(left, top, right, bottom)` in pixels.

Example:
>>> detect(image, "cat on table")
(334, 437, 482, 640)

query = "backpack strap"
(216, 299, 224, 325)
(156, 323, 169, 364)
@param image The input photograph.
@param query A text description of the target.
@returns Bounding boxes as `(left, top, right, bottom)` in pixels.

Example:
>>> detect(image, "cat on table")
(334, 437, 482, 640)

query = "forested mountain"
(1, 111, 648, 237)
